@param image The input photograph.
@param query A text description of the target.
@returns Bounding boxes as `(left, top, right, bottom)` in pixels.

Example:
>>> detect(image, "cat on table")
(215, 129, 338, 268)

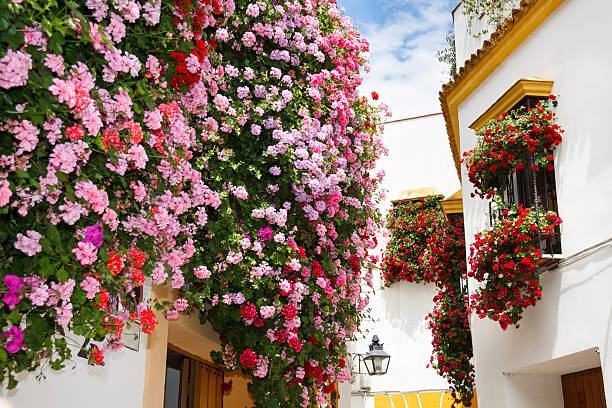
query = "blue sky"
(337, 0, 462, 204)
(339, 0, 456, 28)
(338, 0, 457, 117)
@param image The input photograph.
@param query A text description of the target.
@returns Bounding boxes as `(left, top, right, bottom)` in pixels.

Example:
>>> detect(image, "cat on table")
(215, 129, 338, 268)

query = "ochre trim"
(441, 199, 463, 216)
(142, 284, 171, 408)
(469, 78, 554, 130)
(390, 186, 443, 204)
(441, 189, 463, 217)
(167, 343, 223, 370)
(440, 0, 565, 179)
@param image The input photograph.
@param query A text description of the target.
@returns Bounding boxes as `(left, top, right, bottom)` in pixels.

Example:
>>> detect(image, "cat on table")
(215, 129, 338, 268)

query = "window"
(165, 347, 224, 408)
(493, 95, 562, 255)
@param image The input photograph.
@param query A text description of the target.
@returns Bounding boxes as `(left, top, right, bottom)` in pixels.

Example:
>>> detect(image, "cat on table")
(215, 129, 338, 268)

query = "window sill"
(536, 254, 563, 274)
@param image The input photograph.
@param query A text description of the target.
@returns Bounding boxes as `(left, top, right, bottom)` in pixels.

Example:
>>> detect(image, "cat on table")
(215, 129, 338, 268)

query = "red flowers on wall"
(383, 197, 475, 406)
(425, 217, 475, 407)
(468, 206, 562, 330)
(381, 197, 447, 285)
(463, 96, 565, 330)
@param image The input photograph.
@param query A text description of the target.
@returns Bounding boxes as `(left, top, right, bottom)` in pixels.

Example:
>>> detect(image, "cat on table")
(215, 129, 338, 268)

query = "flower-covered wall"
(0, 0, 389, 406)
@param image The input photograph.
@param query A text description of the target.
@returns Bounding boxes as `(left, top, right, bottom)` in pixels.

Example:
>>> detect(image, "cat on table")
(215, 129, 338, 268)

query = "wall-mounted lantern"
(361, 335, 391, 376)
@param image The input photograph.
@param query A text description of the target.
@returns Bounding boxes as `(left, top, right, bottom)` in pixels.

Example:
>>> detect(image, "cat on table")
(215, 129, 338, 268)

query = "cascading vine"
(0, 0, 389, 405)
(423, 216, 474, 407)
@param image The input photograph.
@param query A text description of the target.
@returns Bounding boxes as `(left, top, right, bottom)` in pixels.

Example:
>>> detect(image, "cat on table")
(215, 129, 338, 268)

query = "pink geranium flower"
(0, 180, 12, 207)
(14, 230, 42, 256)
(0, 50, 32, 89)
(72, 241, 98, 266)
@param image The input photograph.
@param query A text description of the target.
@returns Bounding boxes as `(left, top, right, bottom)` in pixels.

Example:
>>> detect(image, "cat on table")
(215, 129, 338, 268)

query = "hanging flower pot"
(462, 96, 563, 199)
(468, 205, 562, 330)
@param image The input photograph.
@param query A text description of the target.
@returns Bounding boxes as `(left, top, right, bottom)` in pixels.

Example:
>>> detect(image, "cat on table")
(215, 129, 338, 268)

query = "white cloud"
(355, 1, 461, 208)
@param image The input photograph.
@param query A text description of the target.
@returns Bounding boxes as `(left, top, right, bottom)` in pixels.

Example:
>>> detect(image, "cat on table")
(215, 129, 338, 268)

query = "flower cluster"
(462, 96, 563, 199)
(381, 197, 446, 285)
(0, 0, 388, 405)
(468, 206, 562, 329)
(420, 216, 467, 286)
(424, 217, 474, 407)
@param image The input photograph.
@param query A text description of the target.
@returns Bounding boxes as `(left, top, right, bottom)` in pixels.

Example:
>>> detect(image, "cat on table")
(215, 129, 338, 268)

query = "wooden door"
(167, 347, 223, 408)
(562, 367, 607, 408)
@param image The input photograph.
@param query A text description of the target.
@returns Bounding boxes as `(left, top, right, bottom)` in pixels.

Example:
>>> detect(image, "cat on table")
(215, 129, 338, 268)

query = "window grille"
(488, 95, 562, 256)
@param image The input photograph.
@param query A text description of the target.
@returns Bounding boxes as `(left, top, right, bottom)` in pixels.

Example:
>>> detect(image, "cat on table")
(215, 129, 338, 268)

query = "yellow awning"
(404, 393, 420, 408)
(391, 394, 406, 407)
(419, 392, 443, 407)
(374, 395, 393, 408)
(374, 392, 478, 408)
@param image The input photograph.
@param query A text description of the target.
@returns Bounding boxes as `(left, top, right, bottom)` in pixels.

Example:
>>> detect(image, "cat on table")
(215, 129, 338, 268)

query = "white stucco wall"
(452, 0, 521, 66)
(1, 341, 148, 408)
(349, 280, 450, 408)
(0, 285, 152, 408)
(455, 0, 612, 407)
(346, 205, 454, 408)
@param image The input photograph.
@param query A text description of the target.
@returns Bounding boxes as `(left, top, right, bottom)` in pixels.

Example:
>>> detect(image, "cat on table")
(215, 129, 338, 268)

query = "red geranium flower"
(240, 349, 257, 368)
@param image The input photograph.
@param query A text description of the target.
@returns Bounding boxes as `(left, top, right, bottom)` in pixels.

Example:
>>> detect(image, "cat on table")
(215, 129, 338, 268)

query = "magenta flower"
(3, 326, 24, 354)
(0, 180, 12, 207)
(258, 226, 273, 241)
(3, 275, 23, 310)
(83, 223, 104, 248)
(4, 275, 23, 293)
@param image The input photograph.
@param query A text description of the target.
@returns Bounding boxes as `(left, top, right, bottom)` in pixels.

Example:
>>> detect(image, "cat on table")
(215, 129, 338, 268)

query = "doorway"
(562, 367, 607, 408)
(164, 346, 224, 408)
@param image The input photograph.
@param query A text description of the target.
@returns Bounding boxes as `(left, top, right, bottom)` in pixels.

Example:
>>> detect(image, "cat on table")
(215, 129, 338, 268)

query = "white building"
(441, 0, 612, 407)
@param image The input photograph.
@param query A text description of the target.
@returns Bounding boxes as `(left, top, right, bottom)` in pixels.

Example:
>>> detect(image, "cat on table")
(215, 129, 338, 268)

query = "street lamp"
(361, 335, 391, 376)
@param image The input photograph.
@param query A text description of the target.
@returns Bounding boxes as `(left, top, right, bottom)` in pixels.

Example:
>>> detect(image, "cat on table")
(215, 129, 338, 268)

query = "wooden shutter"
(562, 367, 607, 408)
(179, 358, 190, 408)
(198, 362, 223, 408)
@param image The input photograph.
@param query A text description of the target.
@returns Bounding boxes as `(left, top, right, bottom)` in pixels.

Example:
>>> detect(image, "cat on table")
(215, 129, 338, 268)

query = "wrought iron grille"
(487, 96, 562, 256)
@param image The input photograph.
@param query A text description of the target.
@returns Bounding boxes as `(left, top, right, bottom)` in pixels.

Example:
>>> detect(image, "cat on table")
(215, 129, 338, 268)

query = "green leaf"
(0, 16, 9, 31)
(56, 172, 68, 184)
(39, 237, 53, 254)
(15, 169, 29, 179)
(24, 314, 48, 352)
(47, 224, 62, 245)
(270, 251, 287, 266)
(8, 309, 21, 325)
(39, 257, 53, 277)
(50, 359, 65, 371)
(56, 268, 68, 283)
(72, 289, 86, 307)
